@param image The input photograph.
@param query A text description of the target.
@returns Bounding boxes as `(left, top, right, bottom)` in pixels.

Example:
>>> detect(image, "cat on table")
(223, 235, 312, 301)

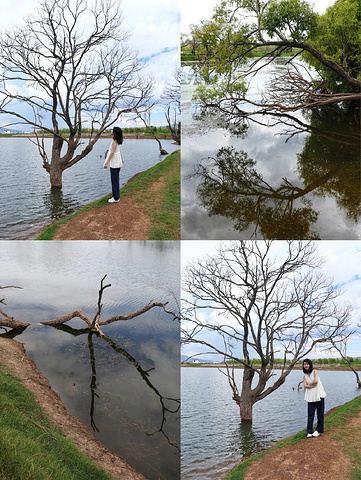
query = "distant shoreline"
(181, 363, 361, 371)
(0, 133, 174, 140)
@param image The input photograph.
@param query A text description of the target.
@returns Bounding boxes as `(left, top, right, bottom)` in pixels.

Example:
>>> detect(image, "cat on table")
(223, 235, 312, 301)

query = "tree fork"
(41, 276, 173, 335)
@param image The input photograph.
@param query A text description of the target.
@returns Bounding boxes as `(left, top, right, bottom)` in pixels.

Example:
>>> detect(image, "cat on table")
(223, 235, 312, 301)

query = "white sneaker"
(108, 197, 119, 203)
(307, 434, 313, 438)
(312, 431, 320, 437)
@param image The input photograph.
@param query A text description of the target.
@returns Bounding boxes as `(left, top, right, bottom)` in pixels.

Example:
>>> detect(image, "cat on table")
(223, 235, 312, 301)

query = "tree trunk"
(239, 394, 254, 422)
(50, 136, 65, 188)
(239, 364, 256, 421)
(49, 163, 64, 188)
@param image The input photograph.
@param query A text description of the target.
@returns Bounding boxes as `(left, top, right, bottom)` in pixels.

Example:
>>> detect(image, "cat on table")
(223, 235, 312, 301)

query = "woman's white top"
(104, 140, 124, 168)
(304, 370, 326, 402)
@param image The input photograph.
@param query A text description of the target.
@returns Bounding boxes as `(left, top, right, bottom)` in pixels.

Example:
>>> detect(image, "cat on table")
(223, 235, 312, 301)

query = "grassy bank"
(225, 395, 361, 480)
(117, 149, 180, 240)
(37, 150, 180, 240)
(0, 367, 113, 480)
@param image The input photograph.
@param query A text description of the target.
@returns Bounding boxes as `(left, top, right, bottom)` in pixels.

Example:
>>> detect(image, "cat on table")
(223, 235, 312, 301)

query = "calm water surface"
(0, 138, 178, 239)
(181, 60, 361, 240)
(181, 366, 360, 480)
(0, 241, 180, 480)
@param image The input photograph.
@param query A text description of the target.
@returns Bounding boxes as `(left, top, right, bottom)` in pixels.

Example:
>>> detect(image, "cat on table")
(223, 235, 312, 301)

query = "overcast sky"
(0, 0, 180, 128)
(181, 240, 361, 359)
(182, 0, 336, 33)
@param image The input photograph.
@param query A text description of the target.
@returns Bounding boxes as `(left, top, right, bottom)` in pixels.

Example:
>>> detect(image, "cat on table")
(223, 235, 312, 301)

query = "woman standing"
(103, 127, 124, 203)
(303, 358, 326, 438)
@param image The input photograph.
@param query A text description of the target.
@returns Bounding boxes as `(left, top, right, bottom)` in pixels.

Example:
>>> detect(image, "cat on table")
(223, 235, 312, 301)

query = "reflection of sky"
(182, 94, 308, 239)
(0, 241, 180, 480)
(181, 64, 361, 240)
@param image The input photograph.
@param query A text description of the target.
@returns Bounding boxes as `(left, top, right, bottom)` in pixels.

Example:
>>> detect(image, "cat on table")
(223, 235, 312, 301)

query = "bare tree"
(162, 68, 181, 145)
(134, 110, 169, 155)
(182, 241, 354, 421)
(0, 0, 153, 188)
(329, 337, 361, 388)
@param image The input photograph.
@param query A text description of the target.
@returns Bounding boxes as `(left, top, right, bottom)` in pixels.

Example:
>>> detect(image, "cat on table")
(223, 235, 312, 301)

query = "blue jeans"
(110, 167, 120, 201)
(307, 397, 325, 434)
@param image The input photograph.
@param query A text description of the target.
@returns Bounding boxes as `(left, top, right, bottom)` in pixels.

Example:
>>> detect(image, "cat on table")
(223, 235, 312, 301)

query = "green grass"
(131, 149, 180, 239)
(36, 150, 180, 240)
(225, 395, 361, 480)
(0, 367, 113, 480)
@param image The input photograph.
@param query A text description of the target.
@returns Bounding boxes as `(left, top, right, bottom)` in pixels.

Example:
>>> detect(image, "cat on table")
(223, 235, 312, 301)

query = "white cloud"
(0, 0, 180, 129)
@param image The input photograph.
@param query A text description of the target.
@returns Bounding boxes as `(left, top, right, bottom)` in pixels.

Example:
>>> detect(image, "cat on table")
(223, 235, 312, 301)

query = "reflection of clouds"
(1, 242, 179, 318)
(182, 203, 245, 240)
(308, 196, 361, 240)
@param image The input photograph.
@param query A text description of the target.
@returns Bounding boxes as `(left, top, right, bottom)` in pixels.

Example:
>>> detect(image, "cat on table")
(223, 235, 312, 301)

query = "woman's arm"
(304, 371, 319, 389)
(104, 141, 117, 168)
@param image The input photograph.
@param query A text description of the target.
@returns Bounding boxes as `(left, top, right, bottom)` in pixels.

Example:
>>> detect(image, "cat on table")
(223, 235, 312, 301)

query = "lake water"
(0, 241, 180, 480)
(181, 60, 361, 240)
(181, 366, 360, 480)
(0, 137, 179, 240)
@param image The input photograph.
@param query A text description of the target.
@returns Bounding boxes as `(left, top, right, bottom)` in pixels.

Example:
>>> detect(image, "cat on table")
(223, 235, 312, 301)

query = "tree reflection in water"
(44, 321, 180, 452)
(189, 108, 360, 239)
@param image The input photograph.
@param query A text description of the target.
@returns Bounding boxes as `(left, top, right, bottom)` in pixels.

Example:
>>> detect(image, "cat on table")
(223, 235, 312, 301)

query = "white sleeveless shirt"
(104, 140, 124, 168)
(304, 370, 326, 402)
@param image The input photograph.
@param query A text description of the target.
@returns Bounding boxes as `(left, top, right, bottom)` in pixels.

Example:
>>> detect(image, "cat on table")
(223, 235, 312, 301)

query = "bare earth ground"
(53, 196, 150, 240)
(0, 337, 146, 480)
(242, 409, 361, 480)
(52, 174, 164, 240)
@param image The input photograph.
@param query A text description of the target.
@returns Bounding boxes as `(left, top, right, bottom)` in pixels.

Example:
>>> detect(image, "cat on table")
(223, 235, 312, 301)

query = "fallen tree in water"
(0, 285, 30, 330)
(41, 275, 177, 335)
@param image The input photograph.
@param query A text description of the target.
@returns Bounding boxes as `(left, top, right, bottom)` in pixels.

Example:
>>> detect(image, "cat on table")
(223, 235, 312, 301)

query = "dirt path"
(51, 156, 179, 240)
(53, 195, 151, 240)
(0, 337, 146, 480)
(52, 172, 152, 240)
(241, 410, 361, 480)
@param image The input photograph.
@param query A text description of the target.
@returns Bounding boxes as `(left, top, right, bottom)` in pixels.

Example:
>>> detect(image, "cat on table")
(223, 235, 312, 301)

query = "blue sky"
(181, 241, 361, 360)
(0, 0, 180, 130)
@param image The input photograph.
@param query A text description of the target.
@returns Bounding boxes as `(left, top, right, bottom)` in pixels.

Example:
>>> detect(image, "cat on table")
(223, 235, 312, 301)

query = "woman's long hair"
(302, 358, 314, 374)
(113, 127, 124, 145)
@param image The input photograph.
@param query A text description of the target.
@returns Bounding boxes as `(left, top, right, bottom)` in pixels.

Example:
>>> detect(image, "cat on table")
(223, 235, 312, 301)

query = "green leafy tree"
(183, 0, 361, 114)
(303, 0, 361, 93)
(262, 0, 317, 41)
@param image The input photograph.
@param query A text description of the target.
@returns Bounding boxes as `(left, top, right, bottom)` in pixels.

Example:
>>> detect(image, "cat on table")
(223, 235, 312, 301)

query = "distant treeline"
(226, 357, 361, 367)
(181, 45, 300, 63)
(36, 126, 172, 135)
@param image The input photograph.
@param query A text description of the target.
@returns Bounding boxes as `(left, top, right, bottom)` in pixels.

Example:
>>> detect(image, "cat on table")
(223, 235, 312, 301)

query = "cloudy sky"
(0, 0, 180, 129)
(182, 0, 336, 33)
(181, 240, 361, 359)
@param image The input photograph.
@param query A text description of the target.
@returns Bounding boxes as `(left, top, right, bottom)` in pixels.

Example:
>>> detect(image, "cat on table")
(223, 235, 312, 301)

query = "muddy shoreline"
(0, 337, 146, 480)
